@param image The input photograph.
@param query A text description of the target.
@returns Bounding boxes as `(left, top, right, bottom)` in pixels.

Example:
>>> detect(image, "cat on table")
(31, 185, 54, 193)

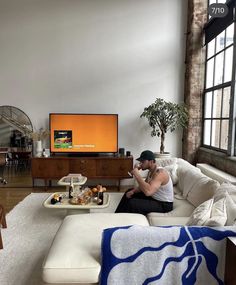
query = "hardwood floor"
(0, 171, 127, 213)
(0, 162, 128, 213)
(1, 167, 32, 188)
(0, 186, 56, 213)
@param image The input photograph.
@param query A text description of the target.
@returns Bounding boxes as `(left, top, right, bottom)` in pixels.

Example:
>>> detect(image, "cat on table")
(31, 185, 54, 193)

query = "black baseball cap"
(136, 150, 155, 162)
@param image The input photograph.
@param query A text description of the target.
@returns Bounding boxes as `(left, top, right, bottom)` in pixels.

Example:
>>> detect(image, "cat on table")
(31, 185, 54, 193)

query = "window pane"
(214, 52, 224, 85)
(211, 120, 220, 148)
(204, 92, 212, 118)
(206, 58, 214, 88)
(212, 90, 222, 118)
(207, 39, 215, 59)
(224, 46, 233, 82)
(226, 23, 234, 47)
(203, 120, 211, 145)
(222, 87, 231, 117)
(209, 0, 217, 5)
(216, 30, 225, 53)
(220, 120, 229, 150)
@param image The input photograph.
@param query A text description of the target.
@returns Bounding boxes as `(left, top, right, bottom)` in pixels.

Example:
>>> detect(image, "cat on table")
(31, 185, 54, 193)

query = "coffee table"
(43, 192, 110, 214)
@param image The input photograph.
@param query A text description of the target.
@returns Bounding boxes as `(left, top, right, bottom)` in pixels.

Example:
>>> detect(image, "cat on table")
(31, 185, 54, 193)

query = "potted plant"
(140, 98, 188, 157)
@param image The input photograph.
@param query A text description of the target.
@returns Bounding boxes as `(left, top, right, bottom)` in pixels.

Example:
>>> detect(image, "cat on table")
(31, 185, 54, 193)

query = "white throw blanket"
(100, 225, 236, 285)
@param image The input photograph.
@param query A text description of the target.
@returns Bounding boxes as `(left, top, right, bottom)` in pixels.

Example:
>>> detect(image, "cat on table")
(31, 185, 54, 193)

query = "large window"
(203, 0, 235, 155)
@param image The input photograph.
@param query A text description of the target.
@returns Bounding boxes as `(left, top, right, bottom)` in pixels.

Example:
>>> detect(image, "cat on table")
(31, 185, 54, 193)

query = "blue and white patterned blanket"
(100, 225, 236, 285)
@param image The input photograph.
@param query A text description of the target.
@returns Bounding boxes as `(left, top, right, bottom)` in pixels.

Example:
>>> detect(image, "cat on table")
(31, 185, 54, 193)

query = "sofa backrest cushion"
(177, 158, 201, 173)
(177, 159, 220, 207)
(187, 178, 220, 207)
(177, 163, 202, 197)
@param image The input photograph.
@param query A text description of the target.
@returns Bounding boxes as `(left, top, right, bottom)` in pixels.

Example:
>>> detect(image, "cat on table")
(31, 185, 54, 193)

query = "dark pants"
(115, 190, 173, 215)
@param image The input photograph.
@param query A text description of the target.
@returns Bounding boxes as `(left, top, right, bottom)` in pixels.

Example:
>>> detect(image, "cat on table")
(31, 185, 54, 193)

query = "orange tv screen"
(50, 114, 118, 153)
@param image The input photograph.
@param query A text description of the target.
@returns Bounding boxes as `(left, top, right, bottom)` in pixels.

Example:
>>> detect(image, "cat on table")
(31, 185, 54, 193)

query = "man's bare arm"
(126, 187, 141, 198)
(131, 168, 167, 196)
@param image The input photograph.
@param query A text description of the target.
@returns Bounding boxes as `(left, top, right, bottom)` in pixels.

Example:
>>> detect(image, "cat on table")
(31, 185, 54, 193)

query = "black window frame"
(203, 0, 236, 155)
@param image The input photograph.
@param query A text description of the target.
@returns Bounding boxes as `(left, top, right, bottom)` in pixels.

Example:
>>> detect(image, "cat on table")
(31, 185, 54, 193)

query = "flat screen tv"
(49, 113, 118, 154)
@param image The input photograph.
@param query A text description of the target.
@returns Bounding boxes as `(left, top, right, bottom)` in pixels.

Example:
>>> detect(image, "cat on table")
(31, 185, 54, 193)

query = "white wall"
(0, 0, 187, 159)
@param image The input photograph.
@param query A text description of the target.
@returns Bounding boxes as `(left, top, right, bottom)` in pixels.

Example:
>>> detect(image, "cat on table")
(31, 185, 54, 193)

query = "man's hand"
(133, 162, 141, 170)
(130, 168, 140, 176)
(131, 162, 141, 176)
(126, 189, 135, 198)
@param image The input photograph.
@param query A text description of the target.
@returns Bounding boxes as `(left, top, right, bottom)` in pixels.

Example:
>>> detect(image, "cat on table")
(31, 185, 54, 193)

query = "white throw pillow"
(214, 182, 236, 226)
(225, 192, 236, 226)
(217, 182, 236, 202)
(204, 196, 227, 227)
(186, 198, 214, 226)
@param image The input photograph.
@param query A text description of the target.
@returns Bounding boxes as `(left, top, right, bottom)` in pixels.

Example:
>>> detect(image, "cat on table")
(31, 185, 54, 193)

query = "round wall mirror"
(0, 105, 33, 187)
(0, 105, 33, 149)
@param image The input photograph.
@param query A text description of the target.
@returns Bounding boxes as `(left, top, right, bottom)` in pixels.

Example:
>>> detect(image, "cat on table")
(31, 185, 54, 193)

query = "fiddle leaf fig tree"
(140, 98, 188, 154)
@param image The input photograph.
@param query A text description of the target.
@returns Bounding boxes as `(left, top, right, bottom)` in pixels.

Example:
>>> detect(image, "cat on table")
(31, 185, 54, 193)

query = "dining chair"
(0, 153, 7, 184)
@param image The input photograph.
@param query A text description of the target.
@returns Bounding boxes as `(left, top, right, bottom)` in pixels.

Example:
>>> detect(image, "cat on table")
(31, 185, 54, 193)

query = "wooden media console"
(31, 156, 133, 190)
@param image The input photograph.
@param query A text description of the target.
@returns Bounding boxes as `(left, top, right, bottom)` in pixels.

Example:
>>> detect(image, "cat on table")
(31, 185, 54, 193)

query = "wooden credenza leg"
(0, 230, 3, 249)
(1, 210, 6, 229)
(118, 179, 121, 191)
(44, 179, 48, 191)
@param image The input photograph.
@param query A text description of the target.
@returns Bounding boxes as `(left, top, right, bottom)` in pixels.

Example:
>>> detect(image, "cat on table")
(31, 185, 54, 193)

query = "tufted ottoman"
(42, 213, 149, 284)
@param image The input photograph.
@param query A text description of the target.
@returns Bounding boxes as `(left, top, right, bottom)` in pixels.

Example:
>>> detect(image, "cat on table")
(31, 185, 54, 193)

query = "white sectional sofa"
(148, 158, 220, 226)
(42, 213, 149, 285)
(42, 158, 236, 284)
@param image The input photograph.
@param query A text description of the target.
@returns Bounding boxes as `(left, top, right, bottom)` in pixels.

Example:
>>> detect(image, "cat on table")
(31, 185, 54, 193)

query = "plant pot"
(154, 152, 171, 159)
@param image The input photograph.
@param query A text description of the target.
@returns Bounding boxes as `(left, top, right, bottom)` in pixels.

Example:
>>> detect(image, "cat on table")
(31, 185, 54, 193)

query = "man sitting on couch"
(115, 150, 173, 215)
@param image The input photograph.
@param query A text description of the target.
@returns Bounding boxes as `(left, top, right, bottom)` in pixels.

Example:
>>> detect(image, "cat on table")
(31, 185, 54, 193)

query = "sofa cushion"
(187, 178, 220, 207)
(177, 164, 202, 197)
(42, 213, 149, 284)
(177, 163, 220, 204)
(147, 216, 189, 226)
(186, 199, 214, 226)
(147, 195, 195, 222)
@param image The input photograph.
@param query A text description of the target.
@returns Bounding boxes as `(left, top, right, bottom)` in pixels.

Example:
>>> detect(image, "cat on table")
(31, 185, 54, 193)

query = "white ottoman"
(42, 213, 149, 284)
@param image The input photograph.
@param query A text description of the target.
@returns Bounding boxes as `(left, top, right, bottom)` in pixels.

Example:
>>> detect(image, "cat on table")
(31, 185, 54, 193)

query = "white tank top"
(146, 166, 174, 202)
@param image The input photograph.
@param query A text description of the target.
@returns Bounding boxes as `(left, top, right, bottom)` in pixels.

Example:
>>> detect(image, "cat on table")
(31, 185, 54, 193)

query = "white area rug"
(0, 192, 122, 285)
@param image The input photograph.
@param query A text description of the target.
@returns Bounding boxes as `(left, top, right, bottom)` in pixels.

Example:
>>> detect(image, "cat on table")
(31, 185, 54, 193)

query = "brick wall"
(182, 0, 207, 164)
